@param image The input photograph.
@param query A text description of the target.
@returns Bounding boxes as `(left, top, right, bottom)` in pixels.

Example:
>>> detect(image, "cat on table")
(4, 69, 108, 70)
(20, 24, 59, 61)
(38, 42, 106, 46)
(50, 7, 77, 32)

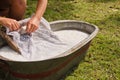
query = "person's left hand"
(26, 16, 40, 33)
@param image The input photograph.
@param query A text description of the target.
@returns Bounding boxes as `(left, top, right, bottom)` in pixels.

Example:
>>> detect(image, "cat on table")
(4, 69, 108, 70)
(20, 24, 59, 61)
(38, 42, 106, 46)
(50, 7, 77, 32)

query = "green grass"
(26, 0, 120, 80)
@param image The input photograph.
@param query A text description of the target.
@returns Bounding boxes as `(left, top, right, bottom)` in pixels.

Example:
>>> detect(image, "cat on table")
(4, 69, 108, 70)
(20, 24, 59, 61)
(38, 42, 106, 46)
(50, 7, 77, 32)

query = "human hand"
(26, 16, 40, 33)
(0, 17, 20, 31)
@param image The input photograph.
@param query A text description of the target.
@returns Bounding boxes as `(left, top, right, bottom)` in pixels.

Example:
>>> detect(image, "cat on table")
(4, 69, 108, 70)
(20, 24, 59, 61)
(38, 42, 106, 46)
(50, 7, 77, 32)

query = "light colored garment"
(6, 18, 65, 59)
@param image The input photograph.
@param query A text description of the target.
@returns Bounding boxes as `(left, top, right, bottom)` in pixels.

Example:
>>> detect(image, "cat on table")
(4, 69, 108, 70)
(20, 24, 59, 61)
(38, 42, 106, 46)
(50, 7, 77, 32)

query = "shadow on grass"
(60, 60, 87, 80)
(60, 53, 87, 80)
(86, 0, 118, 3)
(60, 64, 79, 80)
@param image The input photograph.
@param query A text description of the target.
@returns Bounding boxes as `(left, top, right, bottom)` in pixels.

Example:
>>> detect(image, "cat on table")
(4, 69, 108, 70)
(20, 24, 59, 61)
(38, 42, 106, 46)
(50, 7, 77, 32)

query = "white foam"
(0, 30, 89, 61)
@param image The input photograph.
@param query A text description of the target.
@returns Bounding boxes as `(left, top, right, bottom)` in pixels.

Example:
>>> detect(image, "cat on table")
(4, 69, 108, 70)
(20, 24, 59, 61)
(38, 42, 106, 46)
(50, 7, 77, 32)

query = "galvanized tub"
(0, 20, 98, 80)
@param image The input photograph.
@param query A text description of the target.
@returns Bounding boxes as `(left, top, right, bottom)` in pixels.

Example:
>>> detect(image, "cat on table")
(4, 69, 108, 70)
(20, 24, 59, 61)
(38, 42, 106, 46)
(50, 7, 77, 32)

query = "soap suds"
(0, 30, 89, 61)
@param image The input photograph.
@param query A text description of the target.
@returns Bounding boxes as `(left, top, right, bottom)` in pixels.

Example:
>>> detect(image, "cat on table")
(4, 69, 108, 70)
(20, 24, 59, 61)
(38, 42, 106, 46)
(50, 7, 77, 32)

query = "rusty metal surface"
(1, 42, 91, 80)
(0, 20, 99, 80)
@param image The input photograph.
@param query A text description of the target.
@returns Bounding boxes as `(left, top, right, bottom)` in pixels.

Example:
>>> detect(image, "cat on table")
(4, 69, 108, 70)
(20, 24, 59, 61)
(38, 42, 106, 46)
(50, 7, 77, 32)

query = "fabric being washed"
(6, 18, 66, 60)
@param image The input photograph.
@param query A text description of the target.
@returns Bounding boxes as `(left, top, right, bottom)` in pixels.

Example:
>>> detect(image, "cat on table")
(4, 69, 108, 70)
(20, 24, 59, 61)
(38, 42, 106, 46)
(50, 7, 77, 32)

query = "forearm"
(26, 0, 47, 33)
(0, 17, 20, 31)
(34, 0, 47, 20)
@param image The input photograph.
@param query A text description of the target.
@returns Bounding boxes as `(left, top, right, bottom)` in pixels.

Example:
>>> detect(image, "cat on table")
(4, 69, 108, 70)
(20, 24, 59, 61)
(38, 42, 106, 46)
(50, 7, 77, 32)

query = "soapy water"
(0, 18, 89, 61)
(0, 29, 89, 61)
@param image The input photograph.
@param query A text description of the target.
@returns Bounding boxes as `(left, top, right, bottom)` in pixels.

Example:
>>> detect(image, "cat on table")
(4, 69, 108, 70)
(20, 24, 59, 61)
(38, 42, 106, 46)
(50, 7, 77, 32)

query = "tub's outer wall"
(4, 41, 91, 80)
(0, 20, 98, 80)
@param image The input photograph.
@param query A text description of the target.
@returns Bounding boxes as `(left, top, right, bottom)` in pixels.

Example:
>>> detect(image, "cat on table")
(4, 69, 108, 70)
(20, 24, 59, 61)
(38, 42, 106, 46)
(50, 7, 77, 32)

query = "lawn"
(26, 0, 120, 80)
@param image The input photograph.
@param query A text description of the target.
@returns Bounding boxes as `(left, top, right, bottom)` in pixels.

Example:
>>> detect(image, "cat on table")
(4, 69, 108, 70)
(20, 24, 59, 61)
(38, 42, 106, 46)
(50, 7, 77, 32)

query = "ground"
(26, 0, 120, 80)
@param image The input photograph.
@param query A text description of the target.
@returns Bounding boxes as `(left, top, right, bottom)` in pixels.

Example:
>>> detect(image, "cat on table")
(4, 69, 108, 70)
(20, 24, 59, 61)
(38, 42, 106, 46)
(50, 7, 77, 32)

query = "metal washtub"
(0, 20, 98, 80)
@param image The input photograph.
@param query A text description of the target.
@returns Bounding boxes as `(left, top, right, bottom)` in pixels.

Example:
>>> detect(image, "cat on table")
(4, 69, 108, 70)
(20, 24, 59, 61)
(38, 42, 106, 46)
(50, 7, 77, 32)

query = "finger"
(26, 24, 31, 33)
(11, 22, 17, 31)
(14, 20, 20, 30)
(29, 24, 37, 33)
(31, 24, 38, 33)
(12, 24, 17, 31)
(9, 20, 17, 31)
(9, 26, 13, 32)
(32, 26, 38, 32)
(14, 22, 20, 30)
(28, 24, 34, 33)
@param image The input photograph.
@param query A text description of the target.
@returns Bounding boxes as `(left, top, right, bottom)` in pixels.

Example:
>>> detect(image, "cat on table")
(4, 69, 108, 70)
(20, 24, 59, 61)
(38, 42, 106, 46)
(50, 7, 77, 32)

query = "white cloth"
(6, 18, 66, 60)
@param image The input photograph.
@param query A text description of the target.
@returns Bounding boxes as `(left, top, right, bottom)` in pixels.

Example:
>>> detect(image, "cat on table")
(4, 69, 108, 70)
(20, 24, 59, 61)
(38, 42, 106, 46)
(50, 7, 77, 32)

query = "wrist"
(33, 14, 42, 21)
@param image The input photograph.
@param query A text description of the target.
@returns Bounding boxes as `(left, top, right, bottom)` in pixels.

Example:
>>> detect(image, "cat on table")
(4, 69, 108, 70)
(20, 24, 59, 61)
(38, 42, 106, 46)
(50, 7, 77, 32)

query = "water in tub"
(0, 19, 89, 61)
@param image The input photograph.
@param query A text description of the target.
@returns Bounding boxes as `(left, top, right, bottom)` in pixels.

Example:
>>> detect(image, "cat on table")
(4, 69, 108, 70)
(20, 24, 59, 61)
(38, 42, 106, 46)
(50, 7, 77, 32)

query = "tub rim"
(0, 20, 99, 62)
(50, 20, 99, 58)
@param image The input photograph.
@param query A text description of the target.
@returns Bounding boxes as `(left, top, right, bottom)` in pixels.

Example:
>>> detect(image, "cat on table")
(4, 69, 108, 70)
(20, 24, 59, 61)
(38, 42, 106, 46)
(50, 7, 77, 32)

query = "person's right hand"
(0, 17, 20, 31)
